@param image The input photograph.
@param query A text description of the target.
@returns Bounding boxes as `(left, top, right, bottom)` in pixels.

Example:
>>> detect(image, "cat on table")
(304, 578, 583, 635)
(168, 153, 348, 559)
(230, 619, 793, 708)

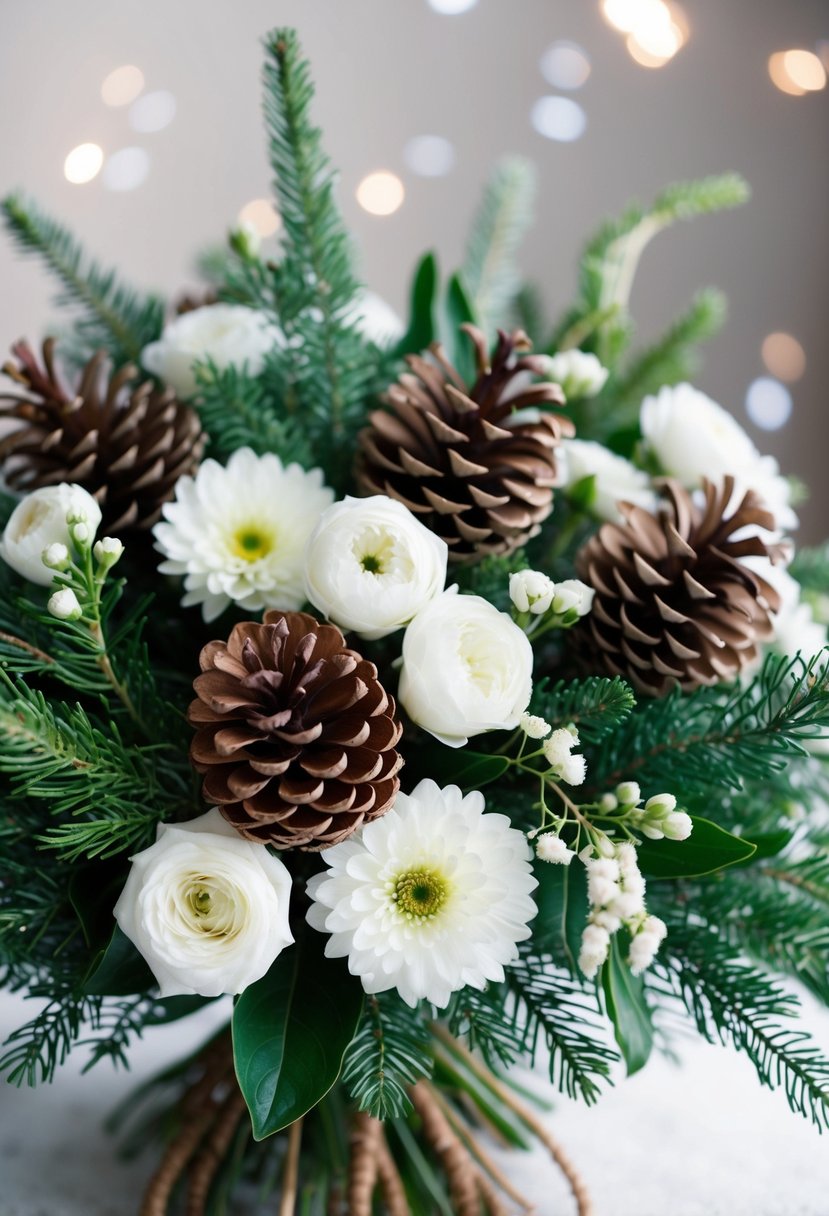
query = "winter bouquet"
(1, 26, 827, 1216)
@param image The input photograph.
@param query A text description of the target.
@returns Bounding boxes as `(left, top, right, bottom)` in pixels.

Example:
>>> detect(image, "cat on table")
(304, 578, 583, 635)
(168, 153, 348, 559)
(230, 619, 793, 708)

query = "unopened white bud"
(543, 728, 576, 768)
(42, 542, 70, 571)
(662, 811, 693, 841)
(644, 793, 677, 816)
(615, 781, 641, 807)
(47, 587, 83, 621)
(578, 923, 611, 978)
(599, 792, 618, 812)
(71, 521, 90, 544)
(93, 536, 125, 568)
(552, 578, 595, 618)
(561, 753, 587, 786)
(509, 569, 555, 615)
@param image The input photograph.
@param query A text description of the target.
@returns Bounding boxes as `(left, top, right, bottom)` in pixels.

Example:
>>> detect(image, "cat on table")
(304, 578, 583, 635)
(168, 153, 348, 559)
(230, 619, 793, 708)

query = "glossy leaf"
(396, 251, 438, 357)
(232, 929, 363, 1140)
(532, 857, 589, 972)
(84, 925, 155, 996)
(602, 936, 653, 1075)
(425, 749, 510, 792)
(443, 273, 478, 383)
(637, 815, 756, 879)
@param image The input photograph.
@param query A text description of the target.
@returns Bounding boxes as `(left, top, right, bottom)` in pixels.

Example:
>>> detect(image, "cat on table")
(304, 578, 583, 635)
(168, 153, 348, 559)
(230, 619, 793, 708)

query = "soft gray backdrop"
(1, 3, 828, 1213)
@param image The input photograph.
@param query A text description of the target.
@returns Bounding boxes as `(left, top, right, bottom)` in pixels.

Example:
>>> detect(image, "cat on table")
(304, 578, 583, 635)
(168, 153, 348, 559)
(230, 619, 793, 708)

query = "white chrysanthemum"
(153, 447, 334, 622)
(306, 778, 538, 1008)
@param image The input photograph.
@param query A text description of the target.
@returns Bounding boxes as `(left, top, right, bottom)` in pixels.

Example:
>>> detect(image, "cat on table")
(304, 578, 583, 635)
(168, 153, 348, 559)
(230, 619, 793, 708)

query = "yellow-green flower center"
(352, 527, 402, 578)
(184, 880, 237, 937)
(231, 525, 275, 562)
(392, 868, 449, 920)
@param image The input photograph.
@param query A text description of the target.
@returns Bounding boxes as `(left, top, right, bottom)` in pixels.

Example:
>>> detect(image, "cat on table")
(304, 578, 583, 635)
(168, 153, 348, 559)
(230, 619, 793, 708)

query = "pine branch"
(341, 993, 433, 1120)
(589, 652, 829, 795)
(651, 918, 829, 1130)
(611, 287, 727, 417)
(461, 157, 536, 333)
(193, 360, 313, 466)
(261, 29, 376, 481)
(503, 950, 617, 1104)
(531, 675, 637, 744)
(445, 985, 526, 1070)
(1, 193, 164, 367)
(0, 991, 101, 1085)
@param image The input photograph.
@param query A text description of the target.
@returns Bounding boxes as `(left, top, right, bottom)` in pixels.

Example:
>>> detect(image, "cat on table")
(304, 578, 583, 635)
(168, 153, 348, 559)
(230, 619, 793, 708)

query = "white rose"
(141, 303, 283, 398)
(640, 383, 797, 530)
(0, 484, 102, 585)
(114, 807, 293, 997)
(398, 587, 533, 748)
(304, 496, 447, 639)
(542, 349, 609, 399)
(561, 439, 657, 523)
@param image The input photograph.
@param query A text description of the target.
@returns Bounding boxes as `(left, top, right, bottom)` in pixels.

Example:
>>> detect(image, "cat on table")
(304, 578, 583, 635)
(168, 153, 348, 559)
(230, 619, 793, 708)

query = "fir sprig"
(461, 157, 536, 333)
(0, 193, 164, 368)
(342, 994, 434, 1120)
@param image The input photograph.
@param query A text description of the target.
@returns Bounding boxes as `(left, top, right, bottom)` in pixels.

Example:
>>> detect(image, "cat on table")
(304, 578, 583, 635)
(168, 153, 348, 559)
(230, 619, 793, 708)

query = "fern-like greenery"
(531, 675, 637, 743)
(0, 193, 164, 368)
(342, 994, 434, 1120)
(461, 157, 536, 334)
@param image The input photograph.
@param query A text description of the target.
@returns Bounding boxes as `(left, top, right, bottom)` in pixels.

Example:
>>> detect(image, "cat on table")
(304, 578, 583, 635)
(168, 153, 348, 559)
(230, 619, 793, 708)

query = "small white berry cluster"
(579, 843, 667, 979)
(604, 781, 692, 842)
(509, 569, 594, 632)
(520, 713, 586, 786)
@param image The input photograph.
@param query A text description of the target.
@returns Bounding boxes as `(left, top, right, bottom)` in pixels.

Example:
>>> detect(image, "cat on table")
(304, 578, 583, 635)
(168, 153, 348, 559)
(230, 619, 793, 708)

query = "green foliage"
(550, 174, 748, 371)
(602, 935, 654, 1074)
(260, 29, 377, 483)
(342, 993, 434, 1119)
(650, 914, 829, 1130)
(397, 252, 439, 356)
(503, 948, 618, 1103)
(790, 543, 829, 602)
(588, 652, 829, 794)
(531, 675, 637, 743)
(461, 157, 536, 333)
(636, 816, 756, 879)
(1, 192, 164, 368)
(232, 927, 363, 1138)
(193, 361, 313, 466)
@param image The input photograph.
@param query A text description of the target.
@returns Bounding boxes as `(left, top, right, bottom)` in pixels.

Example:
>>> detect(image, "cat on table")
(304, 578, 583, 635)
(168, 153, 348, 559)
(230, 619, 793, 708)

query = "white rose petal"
(304, 495, 447, 639)
(114, 807, 294, 997)
(398, 588, 533, 748)
(0, 484, 102, 585)
(561, 439, 657, 523)
(141, 303, 283, 398)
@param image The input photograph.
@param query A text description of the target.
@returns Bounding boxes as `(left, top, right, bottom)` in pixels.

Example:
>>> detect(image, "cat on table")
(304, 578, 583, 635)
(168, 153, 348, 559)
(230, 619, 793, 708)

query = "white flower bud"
(543, 727, 576, 767)
(640, 823, 665, 840)
(543, 350, 609, 400)
(599, 792, 619, 812)
(615, 842, 639, 873)
(93, 536, 125, 568)
(42, 542, 70, 571)
(627, 915, 668, 976)
(71, 521, 90, 544)
(591, 908, 622, 933)
(520, 712, 550, 739)
(662, 811, 693, 841)
(509, 569, 555, 615)
(47, 588, 83, 621)
(610, 889, 646, 921)
(535, 834, 575, 865)
(0, 485, 102, 586)
(578, 923, 611, 978)
(552, 578, 595, 618)
(644, 793, 677, 816)
(615, 781, 641, 807)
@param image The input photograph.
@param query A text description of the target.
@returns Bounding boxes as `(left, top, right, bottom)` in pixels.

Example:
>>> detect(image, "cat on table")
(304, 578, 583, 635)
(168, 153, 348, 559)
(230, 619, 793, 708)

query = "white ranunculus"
(141, 303, 283, 398)
(640, 383, 797, 530)
(752, 561, 828, 661)
(542, 349, 609, 399)
(398, 587, 533, 747)
(0, 484, 102, 585)
(561, 439, 657, 523)
(114, 807, 293, 998)
(304, 495, 447, 639)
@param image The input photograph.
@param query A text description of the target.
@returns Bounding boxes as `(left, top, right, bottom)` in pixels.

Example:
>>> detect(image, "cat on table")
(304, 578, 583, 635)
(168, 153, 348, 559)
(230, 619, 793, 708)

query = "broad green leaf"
(637, 815, 756, 879)
(532, 857, 589, 972)
(602, 935, 653, 1075)
(84, 925, 155, 996)
(443, 273, 478, 384)
(425, 748, 510, 791)
(232, 928, 363, 1140)
(396, 251, 438, 357)
(734, 828, 793, 865)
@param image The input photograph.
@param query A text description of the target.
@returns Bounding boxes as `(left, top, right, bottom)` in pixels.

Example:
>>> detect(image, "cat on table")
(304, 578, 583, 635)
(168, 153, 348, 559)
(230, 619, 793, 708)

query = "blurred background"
(1, 3, 828, 1213)
(0, 0, 827, 536)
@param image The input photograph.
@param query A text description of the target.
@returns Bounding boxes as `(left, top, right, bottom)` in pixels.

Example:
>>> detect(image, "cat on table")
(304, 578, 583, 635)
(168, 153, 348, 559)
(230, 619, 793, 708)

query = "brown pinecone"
(0, 338, 205, 533)
(575, 477, 784, 696)
(356, 325, 574, 563)
(189, 611, 403, 849)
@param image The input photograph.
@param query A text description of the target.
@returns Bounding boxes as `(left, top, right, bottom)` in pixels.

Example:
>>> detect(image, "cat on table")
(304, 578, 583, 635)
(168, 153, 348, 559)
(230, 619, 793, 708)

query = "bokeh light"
(602, 0, 688, 68)
(768, 50, 826, 96)
(540, 42, 591, 90)
(101, 65, 145, 107)
(356, 171, 405, 216)
(102, 147, 151, 193)
(238, 198, 281, 237)
(745, 377, 793, 431)
(403, 135, 456, 177)
(129, 90, 177, 133)
(63, 143, 104, 185)
(531, 96, 587, 142)
(761, 332, 806, 383)
(427, 0, 478, 13)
